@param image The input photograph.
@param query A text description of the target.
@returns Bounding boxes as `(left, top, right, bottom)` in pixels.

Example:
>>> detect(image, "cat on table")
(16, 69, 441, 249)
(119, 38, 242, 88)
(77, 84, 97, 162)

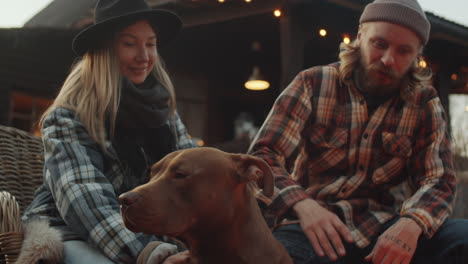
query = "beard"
(357, 59, 404, 97)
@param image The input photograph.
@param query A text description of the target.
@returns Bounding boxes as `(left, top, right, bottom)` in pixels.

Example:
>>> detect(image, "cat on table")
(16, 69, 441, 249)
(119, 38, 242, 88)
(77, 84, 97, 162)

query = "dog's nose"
(119, 192, 141, 207)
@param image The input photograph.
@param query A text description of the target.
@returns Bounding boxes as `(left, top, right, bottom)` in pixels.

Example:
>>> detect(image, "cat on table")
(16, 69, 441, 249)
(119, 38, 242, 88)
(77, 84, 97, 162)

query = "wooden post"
(434, 49, 456, 123)
(0, 88, 10, 126)
(279, 3, 307, 90)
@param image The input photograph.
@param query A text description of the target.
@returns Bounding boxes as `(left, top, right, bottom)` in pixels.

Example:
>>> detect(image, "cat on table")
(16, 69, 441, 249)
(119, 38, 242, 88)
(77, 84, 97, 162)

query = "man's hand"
(293, 198, 354, 261)
(162, 251, 191, 264)
(365, 217, 422, 264)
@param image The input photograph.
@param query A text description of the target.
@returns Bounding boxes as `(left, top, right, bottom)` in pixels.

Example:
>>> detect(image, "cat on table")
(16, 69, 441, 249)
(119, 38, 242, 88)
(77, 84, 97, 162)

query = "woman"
(22, 0, 194, 263)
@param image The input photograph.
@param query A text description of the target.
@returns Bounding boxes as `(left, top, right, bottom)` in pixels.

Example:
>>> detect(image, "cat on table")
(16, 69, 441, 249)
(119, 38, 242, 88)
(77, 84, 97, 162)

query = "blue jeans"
(64, 240, 114, 264)
(274, 218, 468, 264)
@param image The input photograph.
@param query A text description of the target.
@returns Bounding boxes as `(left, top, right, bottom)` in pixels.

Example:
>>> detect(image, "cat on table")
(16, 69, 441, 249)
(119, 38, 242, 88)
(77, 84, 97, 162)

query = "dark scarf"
(112, 76, 175, 181)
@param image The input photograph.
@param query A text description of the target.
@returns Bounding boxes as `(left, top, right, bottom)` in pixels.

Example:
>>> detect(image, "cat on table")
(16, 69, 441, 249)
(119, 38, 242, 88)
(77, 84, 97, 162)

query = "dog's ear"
(232, 154, 274, 197)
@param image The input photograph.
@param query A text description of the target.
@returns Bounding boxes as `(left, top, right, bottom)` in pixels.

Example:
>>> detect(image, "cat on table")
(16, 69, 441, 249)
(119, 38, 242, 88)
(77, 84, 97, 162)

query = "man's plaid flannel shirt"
(249, 63, 456, 248)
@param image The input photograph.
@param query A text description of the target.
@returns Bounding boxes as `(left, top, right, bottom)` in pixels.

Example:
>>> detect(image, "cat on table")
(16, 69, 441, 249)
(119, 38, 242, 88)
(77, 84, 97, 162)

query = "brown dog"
(119, 147, 292, 264)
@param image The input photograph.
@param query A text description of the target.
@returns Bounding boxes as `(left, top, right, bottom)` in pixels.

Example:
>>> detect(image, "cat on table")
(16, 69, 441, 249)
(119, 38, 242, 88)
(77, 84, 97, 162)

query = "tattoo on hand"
(383, 234, 412, 252)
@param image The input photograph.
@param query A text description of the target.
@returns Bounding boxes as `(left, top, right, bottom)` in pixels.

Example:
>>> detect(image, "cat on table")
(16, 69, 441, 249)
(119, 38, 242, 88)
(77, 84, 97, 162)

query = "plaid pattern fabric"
(249, 63, 456, 248)
(23, 107, 195, 263)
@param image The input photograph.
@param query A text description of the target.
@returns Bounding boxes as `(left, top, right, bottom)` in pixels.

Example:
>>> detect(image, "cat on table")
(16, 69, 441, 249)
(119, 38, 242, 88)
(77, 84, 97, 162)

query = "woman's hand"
(365, 217, 422, 264)
(137, 242, 179, 264)
(293, 199, 354, 261)
(162, 251, 190, 264)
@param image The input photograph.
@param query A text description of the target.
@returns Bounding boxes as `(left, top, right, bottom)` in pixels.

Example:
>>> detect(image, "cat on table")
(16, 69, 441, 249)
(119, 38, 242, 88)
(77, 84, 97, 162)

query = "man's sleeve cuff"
(269, 185, 309, 221)
(400, 213, 433, 238)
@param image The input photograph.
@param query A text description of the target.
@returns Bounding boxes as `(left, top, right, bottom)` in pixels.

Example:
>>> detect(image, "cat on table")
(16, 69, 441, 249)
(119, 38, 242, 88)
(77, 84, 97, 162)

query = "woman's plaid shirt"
(23, 107, 195, 263)
(249, 64, 456, 248)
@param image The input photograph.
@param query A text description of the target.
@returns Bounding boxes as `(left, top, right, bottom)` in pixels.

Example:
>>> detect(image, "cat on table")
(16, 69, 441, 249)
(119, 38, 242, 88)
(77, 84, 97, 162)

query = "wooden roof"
(0, 28, 78, 97)
(25, 0, 468, 48)
(10, 0, 468, 96)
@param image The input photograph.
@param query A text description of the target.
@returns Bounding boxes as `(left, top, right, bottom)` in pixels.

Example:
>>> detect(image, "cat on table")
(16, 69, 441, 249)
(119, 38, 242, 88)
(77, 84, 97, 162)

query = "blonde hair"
(41, 24, 176, 150)
(338, 24, 432, 101)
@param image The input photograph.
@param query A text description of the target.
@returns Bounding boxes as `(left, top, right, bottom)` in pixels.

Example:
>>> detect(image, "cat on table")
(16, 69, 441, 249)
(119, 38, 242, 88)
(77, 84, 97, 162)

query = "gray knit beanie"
(360, 0, 430, 44)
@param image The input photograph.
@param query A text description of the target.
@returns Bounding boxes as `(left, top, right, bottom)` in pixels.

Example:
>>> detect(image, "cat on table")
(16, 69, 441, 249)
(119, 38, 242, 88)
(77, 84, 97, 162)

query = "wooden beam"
(153, 0, 283, 27)
(431, 32, 468, 49)
(326, 0, 367, 11)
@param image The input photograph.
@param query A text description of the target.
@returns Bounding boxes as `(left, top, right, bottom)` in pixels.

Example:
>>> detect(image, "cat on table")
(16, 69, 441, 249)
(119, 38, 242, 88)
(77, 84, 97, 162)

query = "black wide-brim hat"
(72, 0, 182, 56)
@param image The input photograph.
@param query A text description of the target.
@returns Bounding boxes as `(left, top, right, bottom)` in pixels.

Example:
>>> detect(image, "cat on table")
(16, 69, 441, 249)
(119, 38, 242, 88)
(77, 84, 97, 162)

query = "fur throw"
(16, 219, 63, 264)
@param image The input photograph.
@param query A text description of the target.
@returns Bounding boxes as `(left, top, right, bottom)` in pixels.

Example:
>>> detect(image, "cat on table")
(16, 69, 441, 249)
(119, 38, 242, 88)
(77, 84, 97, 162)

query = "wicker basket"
(0, 125, 43, 213)
(0, 192, 23, 264)
(0, 125, 44, 264)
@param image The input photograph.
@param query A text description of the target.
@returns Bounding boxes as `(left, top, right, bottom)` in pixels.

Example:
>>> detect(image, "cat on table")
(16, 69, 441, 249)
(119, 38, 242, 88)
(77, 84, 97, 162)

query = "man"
(249, 0, 468, 263)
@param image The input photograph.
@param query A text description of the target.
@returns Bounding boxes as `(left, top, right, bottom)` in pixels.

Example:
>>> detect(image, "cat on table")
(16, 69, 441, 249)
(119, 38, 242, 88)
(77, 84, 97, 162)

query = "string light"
(343, 34, 351, 44)
(197, 139, 205, 147)
(419, 59, 427, 68)
(319, 29, 327, 37)
(274, 9, 282, 17)
(451, 73, 458, 81)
